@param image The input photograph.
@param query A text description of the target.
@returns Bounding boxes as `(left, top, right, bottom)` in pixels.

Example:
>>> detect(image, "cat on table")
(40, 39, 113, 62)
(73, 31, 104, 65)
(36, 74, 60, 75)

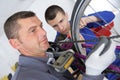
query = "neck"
(20, 51, 47, 58)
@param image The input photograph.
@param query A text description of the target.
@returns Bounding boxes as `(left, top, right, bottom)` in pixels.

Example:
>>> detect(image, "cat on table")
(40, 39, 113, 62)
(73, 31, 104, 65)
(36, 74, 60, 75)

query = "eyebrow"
(28, 26, 37, 32)
(52, 18, 64, 28)
(53, 24, 58, 28)
(28, 22, 43, 32)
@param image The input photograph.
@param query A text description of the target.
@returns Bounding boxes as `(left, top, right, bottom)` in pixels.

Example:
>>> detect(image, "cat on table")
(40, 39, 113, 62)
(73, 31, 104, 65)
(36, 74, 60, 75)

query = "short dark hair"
(45, 5, 65, 22)
(4, 11, 35, 39)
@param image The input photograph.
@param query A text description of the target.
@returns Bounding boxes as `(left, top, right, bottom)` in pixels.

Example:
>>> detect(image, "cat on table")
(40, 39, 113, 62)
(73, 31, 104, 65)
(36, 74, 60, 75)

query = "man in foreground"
(4, 11, 116, 80)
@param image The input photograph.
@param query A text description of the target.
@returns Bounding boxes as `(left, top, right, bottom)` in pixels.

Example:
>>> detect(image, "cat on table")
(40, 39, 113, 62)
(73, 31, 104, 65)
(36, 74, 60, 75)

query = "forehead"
(17, 16, 41, 32)
(48, 12, 65, 26)
(18, 16, 41, 25)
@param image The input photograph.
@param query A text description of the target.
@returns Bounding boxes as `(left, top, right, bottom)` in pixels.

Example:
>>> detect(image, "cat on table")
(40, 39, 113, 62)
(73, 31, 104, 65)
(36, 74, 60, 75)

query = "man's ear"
(9, 39, 20, 49)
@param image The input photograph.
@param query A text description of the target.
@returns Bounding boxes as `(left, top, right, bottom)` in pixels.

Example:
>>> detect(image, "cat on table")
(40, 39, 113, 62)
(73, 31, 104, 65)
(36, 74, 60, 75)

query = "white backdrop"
(0, 0, 120, 79)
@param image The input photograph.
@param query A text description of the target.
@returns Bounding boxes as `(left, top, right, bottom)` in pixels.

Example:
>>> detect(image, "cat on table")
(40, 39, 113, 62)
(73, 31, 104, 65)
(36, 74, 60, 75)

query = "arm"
(81, 36, 116, 80)
(79, 11, 115, 28)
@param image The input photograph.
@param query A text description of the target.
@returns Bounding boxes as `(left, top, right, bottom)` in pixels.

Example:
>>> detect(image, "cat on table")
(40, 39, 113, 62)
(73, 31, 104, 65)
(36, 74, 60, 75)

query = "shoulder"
(12, 67, 58, 80)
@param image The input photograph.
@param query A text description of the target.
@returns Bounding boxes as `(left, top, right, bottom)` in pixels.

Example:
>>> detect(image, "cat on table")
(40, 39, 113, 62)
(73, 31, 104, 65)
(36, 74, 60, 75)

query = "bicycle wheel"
(71, 0, 91, 55)
(70, 0, 120, 79)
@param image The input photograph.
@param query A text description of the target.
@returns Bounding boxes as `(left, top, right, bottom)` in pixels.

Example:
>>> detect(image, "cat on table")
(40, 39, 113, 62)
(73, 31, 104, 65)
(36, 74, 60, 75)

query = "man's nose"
(58, 24, 64, 30)
(38, 28, 47, 37)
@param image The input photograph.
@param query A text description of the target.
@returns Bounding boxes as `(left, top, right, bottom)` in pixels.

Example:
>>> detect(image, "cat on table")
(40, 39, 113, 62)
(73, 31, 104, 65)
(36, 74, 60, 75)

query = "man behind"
(45, 5, 115, 55)
(45, 5, 120, 80)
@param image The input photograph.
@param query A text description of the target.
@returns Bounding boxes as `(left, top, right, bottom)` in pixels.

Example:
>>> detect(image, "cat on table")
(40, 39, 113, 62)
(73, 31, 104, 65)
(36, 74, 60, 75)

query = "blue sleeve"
(54, 32, 67, 42)
(86, 11, 115, 28)
(54, 32, 60, 41)
(82, 74, 104, 80)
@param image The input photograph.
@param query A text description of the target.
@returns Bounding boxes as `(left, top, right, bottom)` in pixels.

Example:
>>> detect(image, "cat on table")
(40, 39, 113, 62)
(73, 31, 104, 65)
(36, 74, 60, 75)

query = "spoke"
(107, 0, 120, 12)
(56, 35, 120, 44)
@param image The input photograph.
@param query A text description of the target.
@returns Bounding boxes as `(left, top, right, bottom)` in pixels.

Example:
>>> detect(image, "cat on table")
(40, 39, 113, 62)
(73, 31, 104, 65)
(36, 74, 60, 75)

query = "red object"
(91, 21, 114, 36)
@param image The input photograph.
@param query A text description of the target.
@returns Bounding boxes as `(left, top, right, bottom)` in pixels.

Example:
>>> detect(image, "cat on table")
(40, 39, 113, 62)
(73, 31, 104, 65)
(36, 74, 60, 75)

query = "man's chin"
(45, 44, 50, 49)
(62, 32, 68, 35)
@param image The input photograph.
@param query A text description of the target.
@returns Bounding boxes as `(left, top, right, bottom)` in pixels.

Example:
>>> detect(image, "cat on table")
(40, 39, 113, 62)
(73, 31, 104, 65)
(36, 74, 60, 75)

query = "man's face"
(14, 16, 49, 57)
(47, 12, 70, 35)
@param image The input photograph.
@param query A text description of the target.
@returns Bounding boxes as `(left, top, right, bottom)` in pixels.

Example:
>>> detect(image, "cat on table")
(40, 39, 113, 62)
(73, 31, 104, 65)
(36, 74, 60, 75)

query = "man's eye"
(53, 25, 57, 28)
(31, 29, 35, 32)
(60, 19, 64, 23)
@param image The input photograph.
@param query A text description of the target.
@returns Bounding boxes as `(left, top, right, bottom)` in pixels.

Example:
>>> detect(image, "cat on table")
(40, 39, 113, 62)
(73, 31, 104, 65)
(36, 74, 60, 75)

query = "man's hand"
(79, 16, 100, 29)
(85, 37, 116, 75)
